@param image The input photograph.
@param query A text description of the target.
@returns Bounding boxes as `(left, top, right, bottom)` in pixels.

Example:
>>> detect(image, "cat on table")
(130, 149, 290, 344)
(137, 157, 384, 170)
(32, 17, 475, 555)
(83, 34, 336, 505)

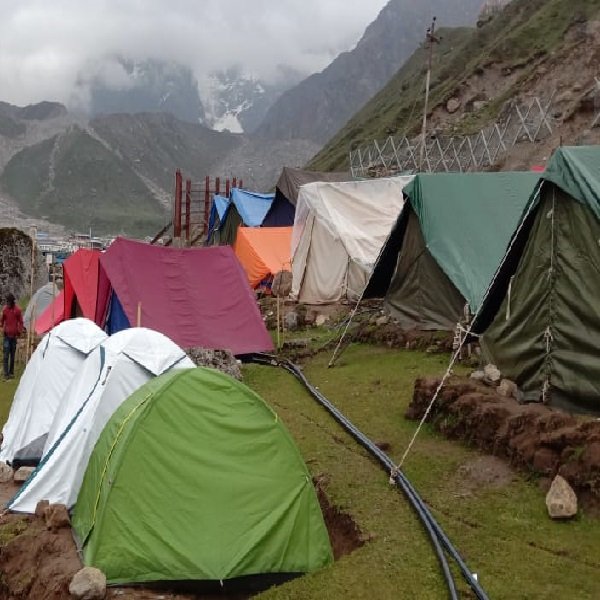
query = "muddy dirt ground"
(0, 479, 364, 600)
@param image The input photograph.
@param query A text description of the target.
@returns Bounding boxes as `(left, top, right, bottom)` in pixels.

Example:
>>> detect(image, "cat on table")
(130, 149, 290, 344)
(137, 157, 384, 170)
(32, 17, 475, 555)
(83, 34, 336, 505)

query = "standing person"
(1, 294, 24, 380)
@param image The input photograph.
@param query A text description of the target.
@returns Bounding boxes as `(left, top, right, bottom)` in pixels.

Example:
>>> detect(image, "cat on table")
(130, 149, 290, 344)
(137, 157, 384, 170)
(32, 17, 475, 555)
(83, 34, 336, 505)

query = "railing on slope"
(349, 94, 556, 177)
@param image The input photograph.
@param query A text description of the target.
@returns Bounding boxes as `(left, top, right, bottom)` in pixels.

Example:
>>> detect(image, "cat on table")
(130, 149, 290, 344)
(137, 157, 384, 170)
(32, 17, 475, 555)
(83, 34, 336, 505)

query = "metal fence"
(349, 94, 557, 178)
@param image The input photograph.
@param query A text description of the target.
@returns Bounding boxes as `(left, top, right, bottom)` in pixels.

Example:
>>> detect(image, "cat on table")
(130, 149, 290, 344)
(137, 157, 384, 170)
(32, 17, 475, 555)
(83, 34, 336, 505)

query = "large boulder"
(185, 348, 242, 380)
(69, 567, 106, 600)
(0, 228, 46, 302)
(546, 475, 578, 519)
(13, 466, 35, 483)
(44, 503, 71, 531)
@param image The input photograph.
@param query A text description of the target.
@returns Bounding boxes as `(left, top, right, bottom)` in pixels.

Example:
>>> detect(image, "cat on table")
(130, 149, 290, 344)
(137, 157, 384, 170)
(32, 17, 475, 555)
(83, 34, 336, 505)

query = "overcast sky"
(0, 0, 388, 107)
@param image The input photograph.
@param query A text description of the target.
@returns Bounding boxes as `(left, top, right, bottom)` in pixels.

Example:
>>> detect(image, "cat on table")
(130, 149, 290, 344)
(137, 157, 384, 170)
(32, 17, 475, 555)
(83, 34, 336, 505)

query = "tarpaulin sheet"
(291, 176, 411, 303)
(403, 171, 539, 313)
(35, 291, 65, 335)
(96, 238, 273, 355)
(208, 195, 231, 235)
(230, 189, 275, 227)
(63, 249, 100, 320)
(234, 227, 292, 288)
(275, 167, 350, 206)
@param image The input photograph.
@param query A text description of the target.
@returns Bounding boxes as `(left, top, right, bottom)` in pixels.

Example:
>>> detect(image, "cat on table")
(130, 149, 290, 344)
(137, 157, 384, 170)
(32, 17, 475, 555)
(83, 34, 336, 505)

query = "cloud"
(0, 0, 388, 107)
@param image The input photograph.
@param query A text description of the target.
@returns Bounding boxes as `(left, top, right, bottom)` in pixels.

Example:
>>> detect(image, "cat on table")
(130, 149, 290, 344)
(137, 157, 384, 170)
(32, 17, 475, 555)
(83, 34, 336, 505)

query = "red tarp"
(63, 249, 100, 320)
(34, 249, 100, 335)
(96, 237, 273, 355)
(35, 290, 65, 335)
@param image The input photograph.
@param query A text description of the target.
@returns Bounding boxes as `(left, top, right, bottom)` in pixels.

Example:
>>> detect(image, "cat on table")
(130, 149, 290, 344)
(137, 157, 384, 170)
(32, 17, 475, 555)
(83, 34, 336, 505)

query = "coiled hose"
(244, 353, 489, 600)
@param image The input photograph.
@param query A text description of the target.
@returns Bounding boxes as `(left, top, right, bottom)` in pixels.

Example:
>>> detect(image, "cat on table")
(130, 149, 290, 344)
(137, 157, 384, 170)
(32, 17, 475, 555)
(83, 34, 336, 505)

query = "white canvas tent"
(9, 327, 194, 513)
(0, 318, 106, 467)
(23, 282, 61, 331)
(291, 176, 413, 304)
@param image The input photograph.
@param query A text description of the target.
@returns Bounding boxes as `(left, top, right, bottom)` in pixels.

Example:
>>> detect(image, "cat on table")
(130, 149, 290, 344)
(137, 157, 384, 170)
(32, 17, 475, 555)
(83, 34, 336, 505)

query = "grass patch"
(245, 343, 600, 599)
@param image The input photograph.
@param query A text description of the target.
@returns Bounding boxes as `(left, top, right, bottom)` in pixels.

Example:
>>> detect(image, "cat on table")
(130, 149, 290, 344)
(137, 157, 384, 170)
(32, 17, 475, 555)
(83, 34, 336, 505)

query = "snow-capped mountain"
(199, 66, 305, 134)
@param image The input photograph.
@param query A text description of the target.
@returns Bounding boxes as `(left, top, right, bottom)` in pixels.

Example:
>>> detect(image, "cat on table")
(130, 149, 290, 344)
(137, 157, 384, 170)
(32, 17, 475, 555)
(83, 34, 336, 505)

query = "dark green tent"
(365, 171, 538, 331)
(71, 367, 333, 586)
(477, 146, 600, 413)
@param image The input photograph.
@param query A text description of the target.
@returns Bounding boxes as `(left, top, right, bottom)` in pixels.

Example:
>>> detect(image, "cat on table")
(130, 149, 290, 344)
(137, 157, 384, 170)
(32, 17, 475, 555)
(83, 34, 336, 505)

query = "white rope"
(328, 287, 367, 368)
(390, 184, 543, 477)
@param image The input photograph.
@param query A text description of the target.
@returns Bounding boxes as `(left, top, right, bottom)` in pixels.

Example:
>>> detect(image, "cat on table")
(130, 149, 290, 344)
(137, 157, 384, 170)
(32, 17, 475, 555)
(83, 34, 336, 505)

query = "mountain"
(0, 101, 317, 236)
(200, 66, 306, 134)
(255, 0, 485, 144)
(309, 0, 600, 172)
(86, 58, 206, 124)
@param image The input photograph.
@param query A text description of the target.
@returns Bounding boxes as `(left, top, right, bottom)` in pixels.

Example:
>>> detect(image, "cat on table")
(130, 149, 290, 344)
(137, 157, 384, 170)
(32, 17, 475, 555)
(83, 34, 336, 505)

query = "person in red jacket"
(1, 294, 24, 380)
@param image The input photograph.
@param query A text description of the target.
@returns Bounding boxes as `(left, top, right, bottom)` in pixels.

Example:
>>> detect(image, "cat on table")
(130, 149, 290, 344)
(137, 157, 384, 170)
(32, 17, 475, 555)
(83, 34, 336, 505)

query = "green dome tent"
(72, 367, 333, 587)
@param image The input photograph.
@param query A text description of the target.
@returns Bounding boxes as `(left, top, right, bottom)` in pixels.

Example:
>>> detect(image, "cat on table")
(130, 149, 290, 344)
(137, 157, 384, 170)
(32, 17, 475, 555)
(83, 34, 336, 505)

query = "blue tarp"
(230, 189, 275, 227)
(208, 195, 231, 235)
(106, 291, 130, 335)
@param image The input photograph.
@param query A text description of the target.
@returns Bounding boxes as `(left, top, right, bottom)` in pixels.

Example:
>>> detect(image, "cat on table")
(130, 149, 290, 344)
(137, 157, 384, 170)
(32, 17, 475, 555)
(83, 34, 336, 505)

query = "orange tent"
(234, 227, 292, 288)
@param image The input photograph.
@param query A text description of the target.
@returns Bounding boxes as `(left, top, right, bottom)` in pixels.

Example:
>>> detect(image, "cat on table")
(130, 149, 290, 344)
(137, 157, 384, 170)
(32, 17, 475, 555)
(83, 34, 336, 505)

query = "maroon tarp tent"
(95, 238, 273, 355)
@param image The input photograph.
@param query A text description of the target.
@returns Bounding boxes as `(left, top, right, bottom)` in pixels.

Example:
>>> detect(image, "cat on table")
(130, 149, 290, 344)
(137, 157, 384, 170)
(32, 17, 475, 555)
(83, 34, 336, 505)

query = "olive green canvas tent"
(72, 367, 333, 587)
(476, 146, 600, 413)
(365, 171, 539, 331)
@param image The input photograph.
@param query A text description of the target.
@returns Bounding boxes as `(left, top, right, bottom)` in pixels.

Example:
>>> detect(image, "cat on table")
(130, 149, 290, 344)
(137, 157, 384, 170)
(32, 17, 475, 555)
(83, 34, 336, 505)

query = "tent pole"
(136, 302, 142, 327)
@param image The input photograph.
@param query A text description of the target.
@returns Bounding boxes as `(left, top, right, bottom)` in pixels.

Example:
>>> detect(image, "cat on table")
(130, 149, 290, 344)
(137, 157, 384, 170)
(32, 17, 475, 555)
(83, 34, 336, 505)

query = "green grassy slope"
(310, 0, 600, 171)
(0, 126, 165, 236)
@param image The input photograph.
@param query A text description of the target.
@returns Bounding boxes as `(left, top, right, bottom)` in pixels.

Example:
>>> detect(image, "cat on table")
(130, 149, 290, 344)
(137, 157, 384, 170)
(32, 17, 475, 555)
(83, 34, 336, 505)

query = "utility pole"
(419, 17, 440, 171)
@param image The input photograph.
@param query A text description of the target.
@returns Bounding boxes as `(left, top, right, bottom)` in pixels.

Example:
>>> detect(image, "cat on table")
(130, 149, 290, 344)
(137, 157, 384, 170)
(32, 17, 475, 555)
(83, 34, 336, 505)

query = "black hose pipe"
(244, 353, 489, 600)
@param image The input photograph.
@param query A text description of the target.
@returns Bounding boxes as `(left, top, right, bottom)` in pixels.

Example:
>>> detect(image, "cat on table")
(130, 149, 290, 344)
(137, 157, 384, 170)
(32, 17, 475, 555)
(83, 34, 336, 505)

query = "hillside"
(310, 0, 600, 171)
(255, 0, 484, 144)
(0, 102, 318, 235)
(0, 126, 166, 236)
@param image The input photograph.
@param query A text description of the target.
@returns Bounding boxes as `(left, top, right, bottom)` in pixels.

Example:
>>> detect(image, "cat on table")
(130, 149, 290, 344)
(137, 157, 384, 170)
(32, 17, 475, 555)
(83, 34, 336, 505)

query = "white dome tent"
(9, 327, 194, 514)
(0, 318, 107, 467)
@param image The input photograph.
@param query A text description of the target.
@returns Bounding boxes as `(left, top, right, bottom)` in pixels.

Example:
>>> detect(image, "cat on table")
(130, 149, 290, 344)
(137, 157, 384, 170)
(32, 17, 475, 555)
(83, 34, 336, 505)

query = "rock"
(184, 348, 242, 380)
(556, 90, 574, 104)
(446, 98, 461, 114)
(69, 567, 107, 600)
(315, 314, 329, 327)
(470, 370, 486, 381)
(546, 475, 578, 519)
(472, 100, 487, 111)
(44, 503, 71, 531)
(13, 466, 35, 483)
(375, 315, 389, 326)
(35, 499, 49, 519)
(0, 461, 13, 484)
(284, 311, 299, 331)
(497, 379, 519, 399)
(483, 363, 501, 384)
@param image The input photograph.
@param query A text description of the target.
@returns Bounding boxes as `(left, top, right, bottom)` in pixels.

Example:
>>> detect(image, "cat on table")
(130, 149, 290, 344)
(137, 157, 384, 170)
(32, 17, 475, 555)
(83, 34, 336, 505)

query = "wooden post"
(204, 176, 210, 236)
(419, 18, 439, 171)
(185, 179, 192, 243)
(239, 179, 243, 189)
(136, 302, 142, 327)
(276, 296, 281, 350)
(225, 178, 231, 199)
(173, 169, 183, 245)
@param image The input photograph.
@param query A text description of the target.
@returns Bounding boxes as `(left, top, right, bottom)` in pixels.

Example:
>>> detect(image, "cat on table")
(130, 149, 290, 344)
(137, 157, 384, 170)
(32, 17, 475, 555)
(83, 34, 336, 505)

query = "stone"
(546, 475, 578, 519)
(13, 466, 35, 483)
(472, 100, 487, 111)
(69, 567, 107, 600)
(497, 379, 519, 399)
(284, 311, 298, 331)
(0, 461, 13, 484)
(556, 90, 574, 104)
(44, 503, 71, 531)
(315, 314, 329, 327)
(184, 348, 242, 380)
(375, 315, 389, 326)
(470, 370, 486, 381)
(35, 499, 50, 519)
(446, 98, 461, 114)
(483, 363, 501, 384)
